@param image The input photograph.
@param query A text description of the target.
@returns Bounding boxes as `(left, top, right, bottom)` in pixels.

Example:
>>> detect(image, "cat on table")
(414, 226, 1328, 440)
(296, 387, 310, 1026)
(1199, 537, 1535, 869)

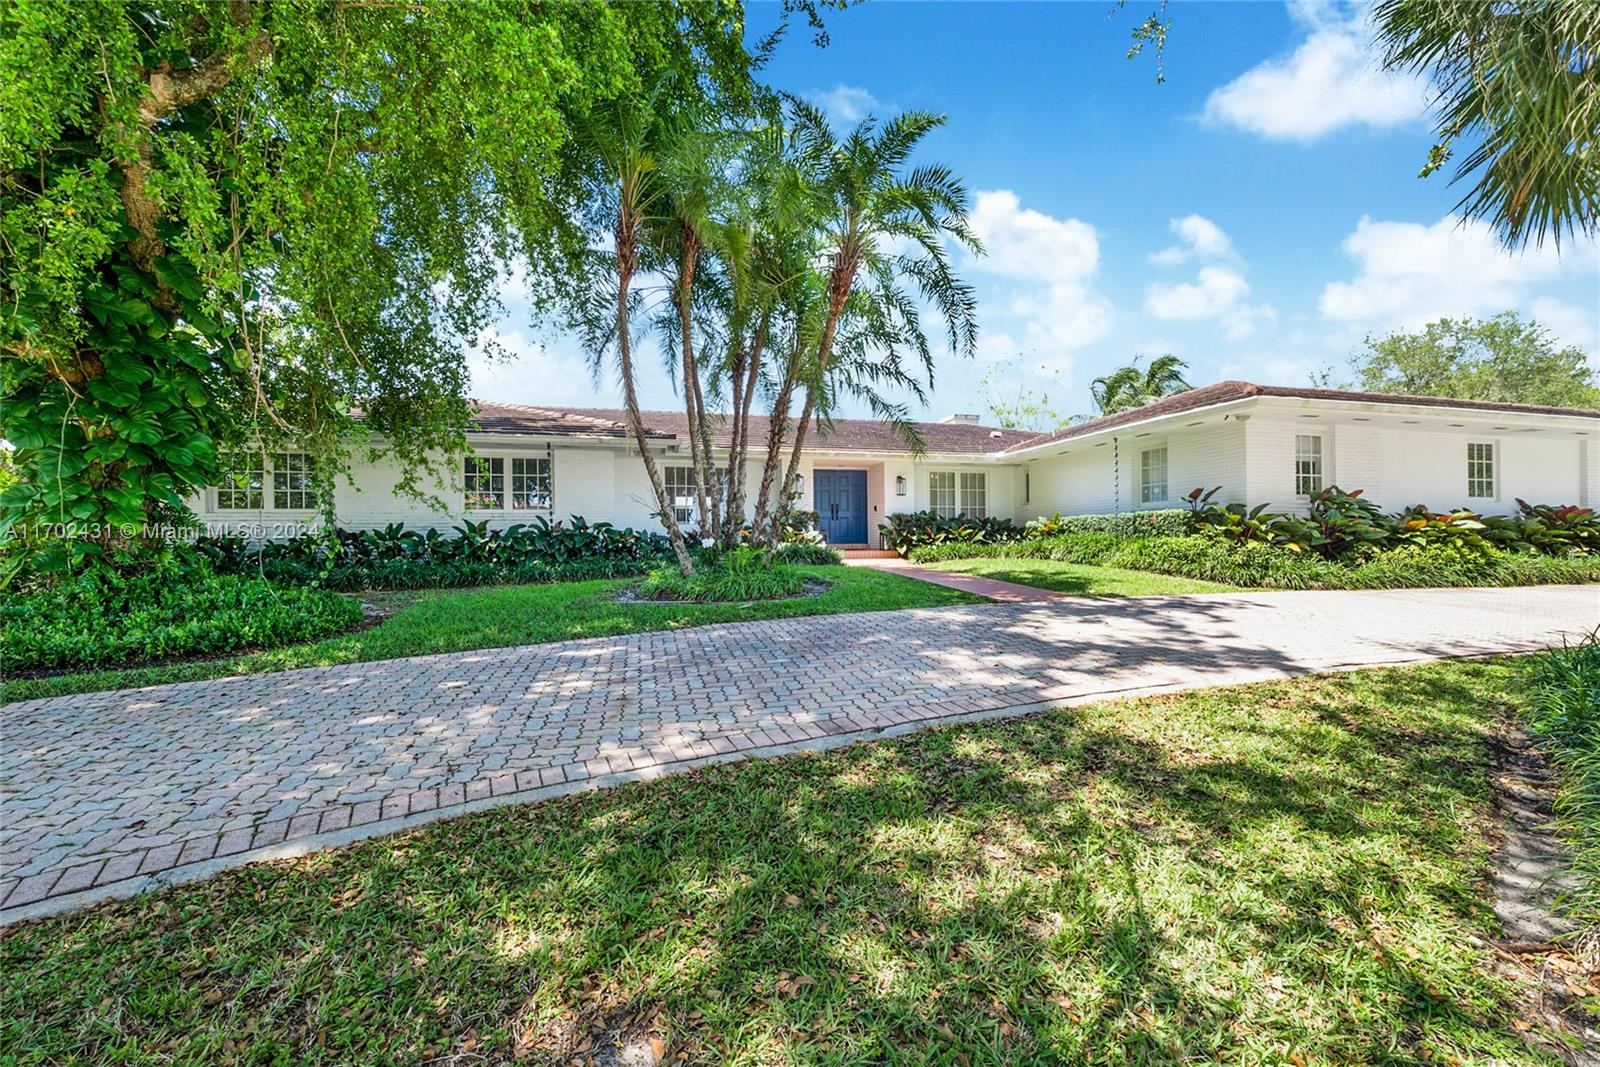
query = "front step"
(835, 547, 898, 559)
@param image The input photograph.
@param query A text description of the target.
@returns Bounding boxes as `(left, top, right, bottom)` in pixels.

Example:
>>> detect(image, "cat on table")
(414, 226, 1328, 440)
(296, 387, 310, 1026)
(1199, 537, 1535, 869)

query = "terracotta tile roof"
(474, 404, 1035, 455)
(999, 381, 1600, 454)
(468, 384, 1596, 456)
(468, 402, 672, 440)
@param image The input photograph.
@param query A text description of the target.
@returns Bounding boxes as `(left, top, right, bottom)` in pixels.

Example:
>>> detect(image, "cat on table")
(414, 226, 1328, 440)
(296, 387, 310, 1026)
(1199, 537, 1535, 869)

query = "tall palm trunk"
(674, 225, 712, 543)
(618, 201, 695, 574)
(722, 312, 768, 545)
(775, 255, 854, 542)
(752, 334, 805, 544)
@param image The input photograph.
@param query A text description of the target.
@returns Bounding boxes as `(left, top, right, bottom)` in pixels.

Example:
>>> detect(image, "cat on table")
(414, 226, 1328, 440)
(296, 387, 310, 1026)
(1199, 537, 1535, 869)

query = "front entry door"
(814, 469, 868, 544)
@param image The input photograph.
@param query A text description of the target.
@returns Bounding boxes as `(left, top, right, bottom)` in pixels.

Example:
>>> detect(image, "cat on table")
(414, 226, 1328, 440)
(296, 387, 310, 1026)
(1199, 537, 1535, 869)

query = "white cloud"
(1146, 267, 1275, 340)
(1150, 214, 1234, 265)
(1146, 266, 1250, 320)
(1319, 215, 1577, 330)
(808, 84, 884, 125)
(1202, 3, 1429, 143)
(967, 189, 1112, 355)
(1143, 215, 1276, 340)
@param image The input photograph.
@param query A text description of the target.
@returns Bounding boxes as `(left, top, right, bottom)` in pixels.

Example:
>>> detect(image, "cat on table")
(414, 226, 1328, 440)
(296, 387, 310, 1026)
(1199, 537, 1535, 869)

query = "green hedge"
(1026, 508, 1193, 539)
(2, 563, 363, 673)
(908, 532, 1600, 590)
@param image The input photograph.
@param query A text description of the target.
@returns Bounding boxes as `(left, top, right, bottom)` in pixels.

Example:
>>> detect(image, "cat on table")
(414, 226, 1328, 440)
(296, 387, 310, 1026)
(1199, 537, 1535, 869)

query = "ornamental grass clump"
(637, 546, 809, 603)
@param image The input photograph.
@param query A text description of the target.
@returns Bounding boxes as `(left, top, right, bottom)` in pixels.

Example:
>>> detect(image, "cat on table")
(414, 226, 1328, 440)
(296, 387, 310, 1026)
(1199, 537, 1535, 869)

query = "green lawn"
(1, 658, 1575, 1064)
(928, 556, 1241, 596)
(2, 565, 980, 704)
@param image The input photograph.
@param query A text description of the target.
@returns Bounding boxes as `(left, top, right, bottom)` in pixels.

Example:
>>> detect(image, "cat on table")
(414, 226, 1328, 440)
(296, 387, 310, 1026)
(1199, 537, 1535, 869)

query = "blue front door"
(814, 469, 868, 544)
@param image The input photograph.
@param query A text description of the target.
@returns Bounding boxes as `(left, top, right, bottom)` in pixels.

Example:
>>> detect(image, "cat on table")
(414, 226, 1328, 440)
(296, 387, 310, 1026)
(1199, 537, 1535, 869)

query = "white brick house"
(189, 382, 1599, 545)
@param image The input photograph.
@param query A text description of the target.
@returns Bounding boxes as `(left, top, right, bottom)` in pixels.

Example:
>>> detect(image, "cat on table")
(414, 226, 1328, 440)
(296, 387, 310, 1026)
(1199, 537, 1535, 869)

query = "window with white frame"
(1294, 435, 1323, 497)
(510, 456, 552, 510)
(463, 456, 504, 509)
(928, 471, 958, 518)
(1467, 441, 1496, 498)
(665, 466, 696, 524)
(271, 452, 317, 510)
(216, 452, 265, 510)
(1139, 445, 1168, 504)
(959, 472, 987, 517)
(1024, 468, 1030, 505)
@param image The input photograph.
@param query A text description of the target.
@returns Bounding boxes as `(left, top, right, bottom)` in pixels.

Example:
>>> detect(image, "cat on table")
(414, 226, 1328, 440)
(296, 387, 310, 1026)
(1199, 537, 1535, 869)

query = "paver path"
(4, 585, 1596, 922)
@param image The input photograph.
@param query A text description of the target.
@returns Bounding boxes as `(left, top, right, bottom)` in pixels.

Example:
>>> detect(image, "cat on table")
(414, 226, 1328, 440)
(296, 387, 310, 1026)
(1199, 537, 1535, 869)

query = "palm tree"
(753, 102, 982, 543)
(570, 92, 698, 574)
(1373, 0, 1599, 249)
(651, 115, 726, 543)
(1089, 354, 1192, 415)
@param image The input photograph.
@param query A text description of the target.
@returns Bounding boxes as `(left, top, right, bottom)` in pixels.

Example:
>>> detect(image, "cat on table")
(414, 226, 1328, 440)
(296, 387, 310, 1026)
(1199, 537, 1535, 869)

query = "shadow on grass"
(0, 658, 1556, 1065)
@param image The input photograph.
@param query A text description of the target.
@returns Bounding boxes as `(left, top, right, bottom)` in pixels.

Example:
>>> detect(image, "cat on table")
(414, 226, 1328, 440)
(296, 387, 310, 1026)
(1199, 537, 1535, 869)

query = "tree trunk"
(723, 313, 767, 545)
(774, 265, 852, 543)
(618, 211, 695, 574)
(675, 227, 710, 544)
(752, 336, 803, 545)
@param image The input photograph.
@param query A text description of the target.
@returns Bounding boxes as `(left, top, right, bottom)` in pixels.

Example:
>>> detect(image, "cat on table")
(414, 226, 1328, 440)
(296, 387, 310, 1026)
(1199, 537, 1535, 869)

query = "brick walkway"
(3, 585, 1595, 922)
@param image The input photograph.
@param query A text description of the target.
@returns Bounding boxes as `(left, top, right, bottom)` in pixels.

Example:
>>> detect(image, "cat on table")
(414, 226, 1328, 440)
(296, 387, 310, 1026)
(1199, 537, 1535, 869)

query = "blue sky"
(471, 0, 1600, 422)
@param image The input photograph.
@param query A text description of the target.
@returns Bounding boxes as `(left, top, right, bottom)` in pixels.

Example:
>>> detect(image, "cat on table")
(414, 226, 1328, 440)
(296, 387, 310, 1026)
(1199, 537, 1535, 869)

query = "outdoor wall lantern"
(895, 474, 907, 496)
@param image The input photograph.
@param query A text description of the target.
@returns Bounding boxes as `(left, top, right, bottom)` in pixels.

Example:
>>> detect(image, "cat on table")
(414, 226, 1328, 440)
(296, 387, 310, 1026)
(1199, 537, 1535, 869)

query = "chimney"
(940, 413, 982, 425)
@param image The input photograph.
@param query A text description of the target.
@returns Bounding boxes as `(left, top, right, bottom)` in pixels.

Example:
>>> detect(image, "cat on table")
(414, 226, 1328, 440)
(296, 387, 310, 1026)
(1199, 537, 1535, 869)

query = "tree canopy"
(0, 0, 766, 567)
(1336, 311, 1600, 409)
(1373, 0, 1600, 249)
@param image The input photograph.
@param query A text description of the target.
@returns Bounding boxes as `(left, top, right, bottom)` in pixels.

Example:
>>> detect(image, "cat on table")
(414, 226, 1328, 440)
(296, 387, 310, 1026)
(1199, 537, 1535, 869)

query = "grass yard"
(1, 657, 1578, 1064)
(927, 556, 1241, 596)
(2, 565, 979, 704)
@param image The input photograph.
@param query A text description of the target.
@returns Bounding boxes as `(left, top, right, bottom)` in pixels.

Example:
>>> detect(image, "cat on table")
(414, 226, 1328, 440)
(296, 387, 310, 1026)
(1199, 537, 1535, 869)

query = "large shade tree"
(1336, 311, 1600, 409)
(0, 0, 760, 569)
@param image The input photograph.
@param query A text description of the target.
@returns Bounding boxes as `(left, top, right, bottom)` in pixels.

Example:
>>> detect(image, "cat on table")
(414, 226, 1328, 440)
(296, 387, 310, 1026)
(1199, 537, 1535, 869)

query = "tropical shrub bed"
(1523, 630, 1600, 944)
(2, 560, 362, 673)
(637, 546, 810, 602)
(878, 511, 1020, 557)
(908, 532, 1600, 590)
(1189, 487, 1599, 560)
(201, 516, 675, 591)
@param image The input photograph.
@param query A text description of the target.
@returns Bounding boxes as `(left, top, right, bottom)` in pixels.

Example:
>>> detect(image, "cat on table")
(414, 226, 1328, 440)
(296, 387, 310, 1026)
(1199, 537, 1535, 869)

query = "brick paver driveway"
(4, 585, 1596, 922)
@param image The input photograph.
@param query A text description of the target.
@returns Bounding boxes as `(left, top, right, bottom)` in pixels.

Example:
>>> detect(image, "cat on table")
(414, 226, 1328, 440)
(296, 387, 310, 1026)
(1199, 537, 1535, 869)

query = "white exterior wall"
(186, 403, 1592, 540)
(1018, 420, 1246, 520)
(1243, 408, 1588, 515)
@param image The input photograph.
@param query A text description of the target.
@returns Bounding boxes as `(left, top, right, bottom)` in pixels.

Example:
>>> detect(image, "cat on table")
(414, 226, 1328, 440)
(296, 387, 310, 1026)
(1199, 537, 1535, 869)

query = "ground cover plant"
(2, 565, 978, 704)
(1, 560, 361, 674)
(1523, 629, 1600, 949)
(0, 658, 1578, 1063)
